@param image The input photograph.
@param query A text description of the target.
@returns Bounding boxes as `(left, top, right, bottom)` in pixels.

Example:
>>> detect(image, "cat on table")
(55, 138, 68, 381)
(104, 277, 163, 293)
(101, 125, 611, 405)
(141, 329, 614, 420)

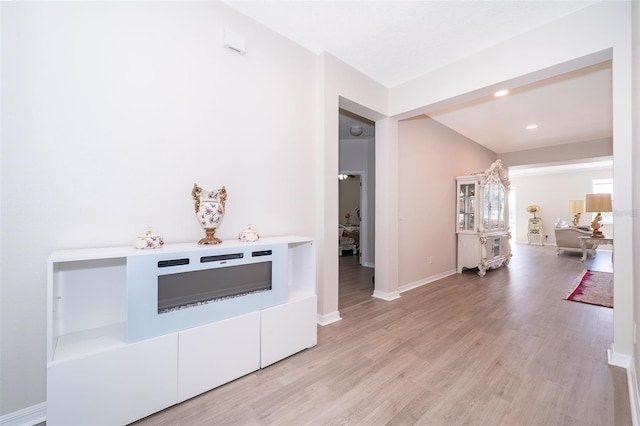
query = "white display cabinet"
(177, 311, 261, 402)
(456, 160, 512, 276)
(261, 294, 317, 368)
(47, 333, 178, 426)
(47, 236, 316, 426)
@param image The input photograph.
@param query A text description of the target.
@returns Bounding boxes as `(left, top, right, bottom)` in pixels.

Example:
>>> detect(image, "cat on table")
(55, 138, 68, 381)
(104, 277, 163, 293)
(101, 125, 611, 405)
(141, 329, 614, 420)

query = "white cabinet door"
(47, 333, 178, 426)
(457, 234, 480, 273)
(260, 295, 317, 368)
(178, 311, 260, 402)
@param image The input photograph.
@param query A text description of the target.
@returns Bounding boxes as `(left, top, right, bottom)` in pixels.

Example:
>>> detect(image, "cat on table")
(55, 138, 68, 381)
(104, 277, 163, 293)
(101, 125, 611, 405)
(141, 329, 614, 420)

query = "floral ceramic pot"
(192, 184, 227, 245)
(134, 228, 164, 249)
(239, 224, 259, 242)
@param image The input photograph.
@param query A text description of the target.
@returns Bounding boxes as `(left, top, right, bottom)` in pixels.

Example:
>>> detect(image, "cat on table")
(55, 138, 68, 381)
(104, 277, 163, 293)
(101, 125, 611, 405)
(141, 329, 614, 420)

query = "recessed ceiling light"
(526, 124, 538, 130)
(494, 89, 509, 97)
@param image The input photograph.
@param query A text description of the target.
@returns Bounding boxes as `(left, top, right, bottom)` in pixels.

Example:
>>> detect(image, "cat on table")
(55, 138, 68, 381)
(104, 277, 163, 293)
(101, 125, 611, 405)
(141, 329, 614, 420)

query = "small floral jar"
(239, 225, 259, 242)
(134, 229, 164, 249)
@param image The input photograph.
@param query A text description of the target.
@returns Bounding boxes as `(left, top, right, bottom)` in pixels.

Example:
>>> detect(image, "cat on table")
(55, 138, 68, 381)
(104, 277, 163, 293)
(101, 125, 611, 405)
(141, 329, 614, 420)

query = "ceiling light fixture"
(494, 89, 509, 97)
(349, 125, 363, 136)
(526, 124, 538, 130)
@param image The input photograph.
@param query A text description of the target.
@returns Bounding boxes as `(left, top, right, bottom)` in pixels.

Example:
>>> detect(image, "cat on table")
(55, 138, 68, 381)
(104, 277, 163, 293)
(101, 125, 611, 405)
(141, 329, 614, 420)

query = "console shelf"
(47, 236, 316, 426)
(52, 322, 126, 362)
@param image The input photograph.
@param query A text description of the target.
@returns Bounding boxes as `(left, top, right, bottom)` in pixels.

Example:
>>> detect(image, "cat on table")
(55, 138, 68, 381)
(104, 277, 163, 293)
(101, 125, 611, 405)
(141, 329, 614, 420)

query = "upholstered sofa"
(554, 219, 594, 256)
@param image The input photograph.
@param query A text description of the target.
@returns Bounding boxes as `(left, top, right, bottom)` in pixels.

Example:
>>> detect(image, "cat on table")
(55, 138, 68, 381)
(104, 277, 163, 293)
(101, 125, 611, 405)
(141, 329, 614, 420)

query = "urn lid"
(239, 224, 259, 242)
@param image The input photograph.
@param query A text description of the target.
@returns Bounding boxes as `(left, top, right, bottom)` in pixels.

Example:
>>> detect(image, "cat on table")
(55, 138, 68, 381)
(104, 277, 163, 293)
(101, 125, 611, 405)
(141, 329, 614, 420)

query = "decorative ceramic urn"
(192, 184, 227, 245)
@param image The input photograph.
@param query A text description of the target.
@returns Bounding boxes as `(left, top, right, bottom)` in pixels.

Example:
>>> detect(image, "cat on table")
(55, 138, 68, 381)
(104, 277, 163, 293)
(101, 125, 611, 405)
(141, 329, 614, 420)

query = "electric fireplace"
(157, 261, 272, 313)
(126, 243, 287, 343)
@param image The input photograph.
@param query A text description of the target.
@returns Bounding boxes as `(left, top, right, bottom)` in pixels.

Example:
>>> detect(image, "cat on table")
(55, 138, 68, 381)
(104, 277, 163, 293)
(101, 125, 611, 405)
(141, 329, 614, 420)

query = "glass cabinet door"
(483, 181, 502, 230)
(491, 182, 500, 230)
(458, 183, 475, 231)
(483, 184, 490, 230)
(493, 237, 501, 257)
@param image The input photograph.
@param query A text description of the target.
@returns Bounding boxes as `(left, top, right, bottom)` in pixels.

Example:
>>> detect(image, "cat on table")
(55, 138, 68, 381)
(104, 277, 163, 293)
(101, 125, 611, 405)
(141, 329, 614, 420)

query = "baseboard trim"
(372, 290, 401, 301)
(0, 402, 46, 426)
(608, 345, 632, 368)
(398, 269, 457, 294)
(317, 311, 342, 326)
(608, 345, 639, 426)
(628, 357, 640, 426)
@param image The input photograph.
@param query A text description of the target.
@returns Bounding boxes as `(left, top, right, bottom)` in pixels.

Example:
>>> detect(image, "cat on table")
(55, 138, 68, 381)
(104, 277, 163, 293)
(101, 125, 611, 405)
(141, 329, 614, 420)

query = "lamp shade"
(526, 205, 540, 214)
(568, 200, 584, 213)
(585, 193, 612, 213)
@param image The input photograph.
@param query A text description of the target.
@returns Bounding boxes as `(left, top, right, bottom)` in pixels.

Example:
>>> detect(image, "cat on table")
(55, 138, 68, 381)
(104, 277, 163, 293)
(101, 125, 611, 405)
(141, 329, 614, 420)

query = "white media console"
(47, 236, 317, 426)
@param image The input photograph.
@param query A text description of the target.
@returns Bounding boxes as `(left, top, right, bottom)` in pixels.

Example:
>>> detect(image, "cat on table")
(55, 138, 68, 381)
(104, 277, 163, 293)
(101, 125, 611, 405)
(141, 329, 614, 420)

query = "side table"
(578, 235, 613, 262)
(527, 218, 544, 245)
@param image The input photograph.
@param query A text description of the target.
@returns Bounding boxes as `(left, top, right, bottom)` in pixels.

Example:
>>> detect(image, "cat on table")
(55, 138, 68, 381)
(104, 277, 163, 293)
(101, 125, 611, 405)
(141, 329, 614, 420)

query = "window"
(591, 178, 613, 224)
(508, 187, 516, 238)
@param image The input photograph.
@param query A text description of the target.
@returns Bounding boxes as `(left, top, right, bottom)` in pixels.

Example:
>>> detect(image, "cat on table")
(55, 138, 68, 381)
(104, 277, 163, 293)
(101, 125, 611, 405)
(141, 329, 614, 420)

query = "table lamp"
(568, 200, 584, 226)
(526, 205, 540, 219)
(585, 193, 612, 238)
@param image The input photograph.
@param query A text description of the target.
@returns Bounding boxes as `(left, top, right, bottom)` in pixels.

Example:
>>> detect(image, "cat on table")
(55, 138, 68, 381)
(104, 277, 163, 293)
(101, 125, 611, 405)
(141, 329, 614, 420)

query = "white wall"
(1, 2, 318, 415)
(318, 53, 388, 322)
(632, 0, 640, 393)
(510, 168, 613, 245)
(398, 117, 496, 288)
(500, 137, 612, 167)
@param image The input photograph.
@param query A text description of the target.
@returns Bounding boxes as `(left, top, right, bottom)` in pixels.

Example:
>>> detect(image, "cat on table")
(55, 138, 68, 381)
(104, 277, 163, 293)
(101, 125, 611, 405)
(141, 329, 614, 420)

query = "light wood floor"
(339, 253, 374, 310)
(132, 244, 629, 425)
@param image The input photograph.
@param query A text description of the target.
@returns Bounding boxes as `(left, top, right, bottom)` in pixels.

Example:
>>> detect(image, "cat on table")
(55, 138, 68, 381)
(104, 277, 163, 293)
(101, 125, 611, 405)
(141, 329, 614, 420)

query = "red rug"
(565, 269, 613, 308)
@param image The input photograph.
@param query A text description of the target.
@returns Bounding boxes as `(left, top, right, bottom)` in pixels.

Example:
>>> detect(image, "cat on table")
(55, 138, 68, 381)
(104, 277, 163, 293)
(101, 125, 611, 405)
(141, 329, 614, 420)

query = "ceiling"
(428, 60, 612, 154)
(225, 1, 612, 155)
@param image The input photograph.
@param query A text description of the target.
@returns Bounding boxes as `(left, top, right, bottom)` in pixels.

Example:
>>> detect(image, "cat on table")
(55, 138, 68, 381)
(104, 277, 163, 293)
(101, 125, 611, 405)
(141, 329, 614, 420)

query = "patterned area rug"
(565, 269, 613, 308)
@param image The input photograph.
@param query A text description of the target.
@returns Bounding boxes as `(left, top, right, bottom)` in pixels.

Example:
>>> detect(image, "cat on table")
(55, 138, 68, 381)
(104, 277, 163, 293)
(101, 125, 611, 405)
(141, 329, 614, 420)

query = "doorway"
(338, 109, 375, 309)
